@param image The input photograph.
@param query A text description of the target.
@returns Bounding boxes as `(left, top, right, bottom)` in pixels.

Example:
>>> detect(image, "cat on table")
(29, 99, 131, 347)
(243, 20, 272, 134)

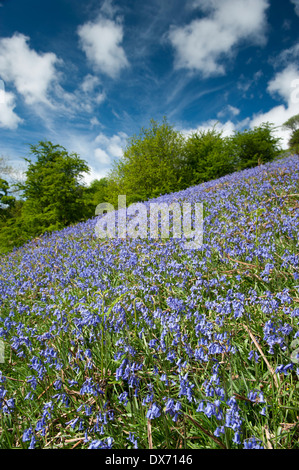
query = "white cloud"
(267, 64, 299, 103)
(277, 43, 299, 65)
(0, 34, 106, 128)
(186, 62, 299, 150)
(0, 90, 23, 129)
(81, 74, 101, 93)
(57, 129, 128, 185)
(181, 119, 237, 139)
(78, 13, 128, 78)
(95, 131, 128, 159)
(83, 167, 109, 185)
(168, 0, 269, 77)
(80, 74, 106, 107)
(290, 0, 299, 16)
(90, 116, 100, 127)
(94, 148, 111, 165)
(0, 33, 60, 106)
(217, 104, 240, 118)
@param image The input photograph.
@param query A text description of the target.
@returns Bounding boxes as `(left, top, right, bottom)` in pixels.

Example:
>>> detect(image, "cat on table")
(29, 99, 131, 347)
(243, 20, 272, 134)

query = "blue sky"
(0, 0, 299, 183)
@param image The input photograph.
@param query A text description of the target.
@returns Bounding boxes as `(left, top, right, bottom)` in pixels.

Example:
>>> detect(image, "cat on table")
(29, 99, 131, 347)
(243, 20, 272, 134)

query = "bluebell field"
(0, 154, 298, 449)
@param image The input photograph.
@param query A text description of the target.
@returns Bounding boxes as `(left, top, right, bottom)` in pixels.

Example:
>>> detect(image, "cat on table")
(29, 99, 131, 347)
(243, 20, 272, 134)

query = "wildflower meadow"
(0, 154, 298, 449)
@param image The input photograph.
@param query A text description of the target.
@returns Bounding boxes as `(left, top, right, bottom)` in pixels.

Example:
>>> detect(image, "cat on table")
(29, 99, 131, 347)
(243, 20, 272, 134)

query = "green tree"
(18, 141, 90, 235)
(107, 118, 185, 205)
(229, 123, 282, 170)
(0, 178, 15, 221)
(282, 114, 299, 133)
(82, 177, 109, 219)
(288, 128, 299, 154)
(282, 114, 299, 154)
(0, 178, 23, 255)
(182, 127, 234, 186)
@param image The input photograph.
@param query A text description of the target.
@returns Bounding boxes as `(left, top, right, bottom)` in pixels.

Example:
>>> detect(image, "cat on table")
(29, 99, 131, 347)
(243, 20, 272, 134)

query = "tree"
(228, 123, 282, 170)
(283, 114, 299, 154)
(82, 177, 109, 219)
(0, 178, 23, 254)
(18, 141, 90, 235)
(107, 118, 185, 205)
(288, 128, 299, 154)
(182, 127, 234, 186)
(0, 178, 15, 221)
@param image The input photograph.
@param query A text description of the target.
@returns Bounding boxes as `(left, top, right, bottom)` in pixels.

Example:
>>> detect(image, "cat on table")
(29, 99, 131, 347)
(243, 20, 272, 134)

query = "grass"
(0, 154, 298, 449)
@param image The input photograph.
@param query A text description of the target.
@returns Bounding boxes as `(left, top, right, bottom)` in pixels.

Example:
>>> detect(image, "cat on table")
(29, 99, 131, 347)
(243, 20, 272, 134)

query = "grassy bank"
(0, 154, 298, 449)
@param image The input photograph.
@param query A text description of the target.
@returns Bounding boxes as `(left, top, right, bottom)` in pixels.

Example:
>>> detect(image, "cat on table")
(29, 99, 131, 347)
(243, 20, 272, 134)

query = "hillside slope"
(0, 155, 298, 449)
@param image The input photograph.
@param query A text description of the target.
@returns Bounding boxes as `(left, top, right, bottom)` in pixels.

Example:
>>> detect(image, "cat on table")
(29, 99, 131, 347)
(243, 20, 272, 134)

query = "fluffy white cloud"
(168, 0, 269, 77)
(57, 129, 128, 185)
(0, 33, 60, 106)
(94, 148, 111, 165)
(95, 131, 128, 159)
(181, 119, 238, 139)
(250, 64, 299, 148)
(0, 90, 23, 129)
(290, 0, 299, 16)
(78, 14, 128, 78)
(83, 167, 109, 185)
(267, 64, 299, 104)
(0, 34, 106, 127)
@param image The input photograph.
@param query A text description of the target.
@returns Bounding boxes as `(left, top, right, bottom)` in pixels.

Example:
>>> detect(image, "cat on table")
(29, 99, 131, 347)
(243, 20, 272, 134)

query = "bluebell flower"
(233, 431, 241, 444)
(26, 375, 38, 391)
(275, 363, 294, 375)
(146, 402, 161, 419)
(204, 402, 216, 418)
(118, 391, 129, 405)
(2, 397, 15, 414)
(248, 350, 259, 363)
(68, 379, 78, 387)
(214, 426, 224, 437)
(35, 417, 47, 436)
(29, 435, 36, 449)
(66, 416, 80, 429)
(260, 406, 267, 416)
(127, 432, 138, 449)
(22, 427, 33, 442)
(196, 401, 205, 412)
(0, 371, 6, 383)
(88, 437, 113, 449)
(243, 437, 264, 449)
(53, 379, 62, 390)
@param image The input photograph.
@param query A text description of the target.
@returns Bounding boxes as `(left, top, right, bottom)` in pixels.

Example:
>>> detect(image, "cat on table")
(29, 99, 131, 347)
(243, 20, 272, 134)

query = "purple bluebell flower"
(275, 363, 294, 375)
(88, 437, 113, 449)
(22, 427, 33, 442)
(127, 432, 138, 448)
(248, 350, 259, 363)
(243, 437, 264, 449)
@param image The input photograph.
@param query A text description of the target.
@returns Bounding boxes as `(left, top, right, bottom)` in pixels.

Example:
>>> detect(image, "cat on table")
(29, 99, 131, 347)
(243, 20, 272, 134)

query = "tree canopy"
(282, 113, 299, 133)
(19, 141, 89, 233)
(107, 117, 185, 205)
(283, 114, 299, 154)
